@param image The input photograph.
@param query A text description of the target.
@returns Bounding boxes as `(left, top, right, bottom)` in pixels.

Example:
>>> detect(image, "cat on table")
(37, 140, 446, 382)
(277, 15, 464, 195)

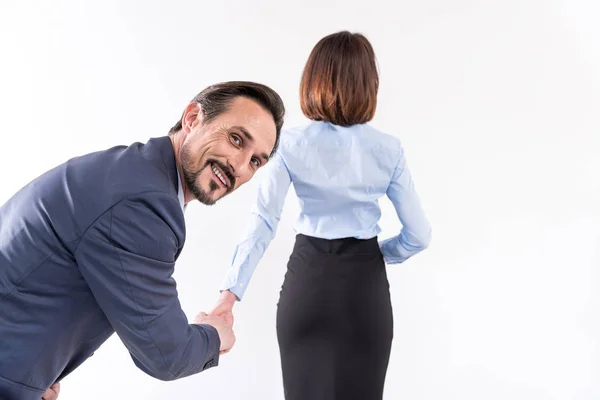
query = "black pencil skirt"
(276, 234, 394, 400)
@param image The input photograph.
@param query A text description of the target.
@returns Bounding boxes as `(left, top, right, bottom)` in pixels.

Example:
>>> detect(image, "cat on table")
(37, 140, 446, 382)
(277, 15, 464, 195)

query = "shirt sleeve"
(75, 191, 220, 381)
(220, 151, 292, 300)
(379, 145, 432, 264)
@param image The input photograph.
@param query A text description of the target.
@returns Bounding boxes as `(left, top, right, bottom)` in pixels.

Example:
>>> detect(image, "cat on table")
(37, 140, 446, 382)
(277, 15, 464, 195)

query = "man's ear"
(181, 103, 203, 133)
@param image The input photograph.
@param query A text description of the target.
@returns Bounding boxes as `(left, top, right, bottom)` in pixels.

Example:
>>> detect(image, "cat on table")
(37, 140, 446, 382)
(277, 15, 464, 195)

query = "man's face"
(179, 96, 277, 205)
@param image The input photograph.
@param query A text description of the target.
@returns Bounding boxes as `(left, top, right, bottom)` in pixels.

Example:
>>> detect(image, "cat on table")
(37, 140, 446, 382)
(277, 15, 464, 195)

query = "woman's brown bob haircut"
(300, 31, 378, 126)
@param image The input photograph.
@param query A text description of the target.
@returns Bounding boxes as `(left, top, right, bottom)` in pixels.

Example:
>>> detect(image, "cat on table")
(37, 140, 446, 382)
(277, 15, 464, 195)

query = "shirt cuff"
(378, 237, 405, 264)
(220, 283, 245, 301)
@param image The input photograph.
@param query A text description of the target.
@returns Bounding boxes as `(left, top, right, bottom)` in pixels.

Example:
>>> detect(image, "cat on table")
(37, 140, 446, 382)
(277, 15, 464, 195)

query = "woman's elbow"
(415, 229, 432, 251)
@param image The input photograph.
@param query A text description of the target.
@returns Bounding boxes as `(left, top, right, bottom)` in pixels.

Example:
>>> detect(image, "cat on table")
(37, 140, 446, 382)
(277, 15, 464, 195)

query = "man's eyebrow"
(232, 126, 270, 161)
(232, 126, 254, 142)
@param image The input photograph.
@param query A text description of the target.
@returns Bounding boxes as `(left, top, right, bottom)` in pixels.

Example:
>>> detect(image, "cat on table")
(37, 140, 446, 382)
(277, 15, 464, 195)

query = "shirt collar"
(177, 169, 186, 212)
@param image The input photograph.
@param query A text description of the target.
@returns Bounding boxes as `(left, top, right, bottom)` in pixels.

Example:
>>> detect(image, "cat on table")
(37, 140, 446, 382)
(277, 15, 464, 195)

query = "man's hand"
(208, 290, 237, 326)
(194, 312, 235, 355)
(41, 382, 60, 400)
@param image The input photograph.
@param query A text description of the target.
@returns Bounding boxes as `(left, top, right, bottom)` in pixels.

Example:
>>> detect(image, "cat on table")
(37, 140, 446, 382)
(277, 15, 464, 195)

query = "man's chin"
(193, 187, 229, 206)
(194, 196, 214, 206)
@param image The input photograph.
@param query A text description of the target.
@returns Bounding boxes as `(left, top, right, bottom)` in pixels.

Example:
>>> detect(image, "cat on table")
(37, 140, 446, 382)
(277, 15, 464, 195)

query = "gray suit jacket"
(0, 137, 220, 399)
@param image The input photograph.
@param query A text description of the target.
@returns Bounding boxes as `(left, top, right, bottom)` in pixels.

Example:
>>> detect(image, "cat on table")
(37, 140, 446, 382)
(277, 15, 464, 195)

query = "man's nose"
(228, 153, 251, 176)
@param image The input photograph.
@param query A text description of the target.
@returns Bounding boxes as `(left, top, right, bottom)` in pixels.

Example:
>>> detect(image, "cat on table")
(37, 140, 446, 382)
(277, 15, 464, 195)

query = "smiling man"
(170, 90, 279, 206)
(0, 81, 284, 400)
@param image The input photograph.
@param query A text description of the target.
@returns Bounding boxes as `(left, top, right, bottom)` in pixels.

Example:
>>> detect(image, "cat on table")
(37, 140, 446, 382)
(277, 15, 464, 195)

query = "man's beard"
(180, 146, 235, 206)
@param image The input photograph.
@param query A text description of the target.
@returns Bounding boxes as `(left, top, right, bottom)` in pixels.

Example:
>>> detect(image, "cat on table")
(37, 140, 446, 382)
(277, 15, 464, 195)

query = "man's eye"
(251, 157, 261, 167)
(232, 134, 242, 145)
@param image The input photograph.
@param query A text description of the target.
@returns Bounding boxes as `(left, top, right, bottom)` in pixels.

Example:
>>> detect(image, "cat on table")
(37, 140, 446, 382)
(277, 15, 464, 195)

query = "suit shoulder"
(64, 138, 180, 215)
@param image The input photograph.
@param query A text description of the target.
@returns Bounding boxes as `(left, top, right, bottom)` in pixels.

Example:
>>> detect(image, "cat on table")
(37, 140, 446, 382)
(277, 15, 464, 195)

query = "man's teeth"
(212, 166, 227, 186)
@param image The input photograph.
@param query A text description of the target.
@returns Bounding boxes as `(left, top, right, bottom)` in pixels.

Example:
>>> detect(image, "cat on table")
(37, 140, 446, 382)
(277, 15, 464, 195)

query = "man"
(0, 81, 285, 400)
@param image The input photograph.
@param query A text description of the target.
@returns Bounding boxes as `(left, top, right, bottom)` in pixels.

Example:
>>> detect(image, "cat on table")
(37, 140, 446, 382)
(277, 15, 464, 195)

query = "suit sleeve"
(75, 191, 220, 381)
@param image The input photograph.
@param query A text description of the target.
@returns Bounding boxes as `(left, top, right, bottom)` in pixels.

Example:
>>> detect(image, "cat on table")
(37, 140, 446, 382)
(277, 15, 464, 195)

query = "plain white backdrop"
(1, 0, 599, 399)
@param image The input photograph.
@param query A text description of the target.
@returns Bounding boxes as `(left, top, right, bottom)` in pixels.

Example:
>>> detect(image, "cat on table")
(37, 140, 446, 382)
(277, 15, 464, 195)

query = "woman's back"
(219, 31, 430, 302)
(279, 121, 402, 240)
(215, 31, 431, 400)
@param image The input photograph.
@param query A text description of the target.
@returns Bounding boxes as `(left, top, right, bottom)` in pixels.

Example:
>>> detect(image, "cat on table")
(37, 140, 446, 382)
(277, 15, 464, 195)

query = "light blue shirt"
(221, 121, 432, 300)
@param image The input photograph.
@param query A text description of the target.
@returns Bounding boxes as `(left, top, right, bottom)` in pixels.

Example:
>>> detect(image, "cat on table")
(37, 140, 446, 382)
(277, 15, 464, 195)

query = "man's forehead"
(225, 98, 273, 126)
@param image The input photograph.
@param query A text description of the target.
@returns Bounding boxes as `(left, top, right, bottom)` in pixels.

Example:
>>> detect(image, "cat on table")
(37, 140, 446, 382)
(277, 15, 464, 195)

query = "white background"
(1, 0, 599, 399)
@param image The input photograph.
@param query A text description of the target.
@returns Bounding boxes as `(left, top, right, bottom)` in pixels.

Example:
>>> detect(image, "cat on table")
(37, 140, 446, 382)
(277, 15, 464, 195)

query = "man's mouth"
(210, 163, 230, 188)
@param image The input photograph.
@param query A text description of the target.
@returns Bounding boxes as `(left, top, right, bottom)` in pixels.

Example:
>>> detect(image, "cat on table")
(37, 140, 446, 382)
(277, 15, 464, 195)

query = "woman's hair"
(300, 31, 378, 126)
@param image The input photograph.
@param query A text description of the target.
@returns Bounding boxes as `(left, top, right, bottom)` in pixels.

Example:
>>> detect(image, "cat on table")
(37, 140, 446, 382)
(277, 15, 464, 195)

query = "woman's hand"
(208, 290, 237, 353)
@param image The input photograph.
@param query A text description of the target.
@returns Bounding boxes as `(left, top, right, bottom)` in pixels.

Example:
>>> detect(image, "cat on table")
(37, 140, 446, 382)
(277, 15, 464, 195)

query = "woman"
(209, 31, 431, 399)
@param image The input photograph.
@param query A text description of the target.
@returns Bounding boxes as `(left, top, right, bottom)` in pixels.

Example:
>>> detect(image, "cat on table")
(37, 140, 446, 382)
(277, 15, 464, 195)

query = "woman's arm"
(219, 151, 292, 300)
(379, 145, 432, 263)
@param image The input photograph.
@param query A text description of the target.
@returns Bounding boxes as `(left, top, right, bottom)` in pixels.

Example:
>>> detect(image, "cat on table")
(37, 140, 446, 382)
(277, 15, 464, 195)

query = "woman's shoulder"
(360, 124, 403, 152)
(279, 121, 323, 146)
(279, 121, 402, 154)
